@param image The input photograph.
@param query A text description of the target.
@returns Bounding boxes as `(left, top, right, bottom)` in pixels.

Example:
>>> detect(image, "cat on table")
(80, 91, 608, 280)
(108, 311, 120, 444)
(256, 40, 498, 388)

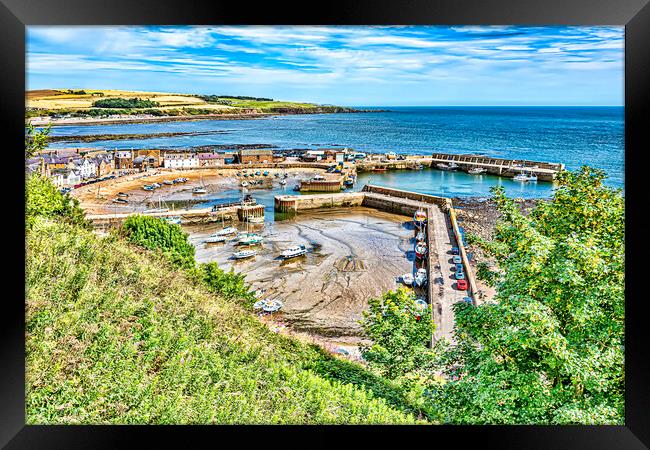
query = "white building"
(163, 152, 199, 169)
(72, 158, 97, 179)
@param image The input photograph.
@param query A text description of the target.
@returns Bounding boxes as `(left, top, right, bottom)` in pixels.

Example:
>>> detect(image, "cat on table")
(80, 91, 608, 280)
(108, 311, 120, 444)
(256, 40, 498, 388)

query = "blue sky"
(27, 26, 624, 106)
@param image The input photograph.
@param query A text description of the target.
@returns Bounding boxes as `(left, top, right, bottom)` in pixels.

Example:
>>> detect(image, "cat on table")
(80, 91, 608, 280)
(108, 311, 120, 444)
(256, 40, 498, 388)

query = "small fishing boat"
(281, 245, 308, 259)
(205, 234, 228, 243)
(163, 216, 182, 225)
(293, 184, 301, 191)
(513, 171, 538, 182)
(414, 268, 428, 287)
(233, 249, 257, 259)
(192, 186, 207, 194)
(241, 181, 249, 187)
(142, 185, 154, 191)
(255, 171, 261, 176)
(279, 179, 287, 185)
(415, 241, 428, 259)
(112, 197, 128, 204)
(151, 183, 161, 188)
(312, 174, 326, 181)
(214, 227, 238, 236)
(401, 273, 414, 286)
(117, 192, 129, 198)
(344, 179, 354, 187)
(468, 167, 486, 175)
(413, 209, 427, 227)
(243, 173, 249, 178)
(416, 230, 426, 242)
(414, 298, 428, 311)
(436, 162, 459, 171)
(163, 180, 174, 185)
(263, 171, 269, 176)
(237, 233, 264, 246)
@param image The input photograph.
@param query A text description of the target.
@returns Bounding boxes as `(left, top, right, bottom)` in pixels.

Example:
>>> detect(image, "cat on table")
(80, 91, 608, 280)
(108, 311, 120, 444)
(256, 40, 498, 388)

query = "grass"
(25, 89, 352, 117)
(26, 217, 426, 424)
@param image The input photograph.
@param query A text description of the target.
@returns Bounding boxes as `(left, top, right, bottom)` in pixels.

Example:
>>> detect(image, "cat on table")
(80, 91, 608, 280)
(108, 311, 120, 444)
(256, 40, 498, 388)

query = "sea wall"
(274, 192, 365, 212)
(362, 184, 450, 210)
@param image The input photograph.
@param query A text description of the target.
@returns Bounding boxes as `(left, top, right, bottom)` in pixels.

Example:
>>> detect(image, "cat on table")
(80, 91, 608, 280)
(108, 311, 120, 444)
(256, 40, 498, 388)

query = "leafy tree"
(121, 215, 195, 269)
(25, 173, 88, 229)
(25, 123, 51, 158)
(92, 97, 159, 108)
(360, 288, 435, 379)
(431, 166, 624, 424)
(196, 261, 256, 306)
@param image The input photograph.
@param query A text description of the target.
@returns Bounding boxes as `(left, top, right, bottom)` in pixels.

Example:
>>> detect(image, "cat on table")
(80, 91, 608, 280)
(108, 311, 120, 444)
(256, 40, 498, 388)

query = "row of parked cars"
(451, 240, 474, 305)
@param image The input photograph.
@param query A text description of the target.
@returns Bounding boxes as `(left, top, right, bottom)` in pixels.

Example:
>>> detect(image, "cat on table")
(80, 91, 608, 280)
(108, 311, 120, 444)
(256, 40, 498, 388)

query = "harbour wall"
(430, 152, 562, 181)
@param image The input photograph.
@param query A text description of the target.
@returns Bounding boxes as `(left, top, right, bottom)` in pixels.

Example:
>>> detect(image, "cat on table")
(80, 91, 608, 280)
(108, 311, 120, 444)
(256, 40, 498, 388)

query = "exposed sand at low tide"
(187, 207, 421, 346)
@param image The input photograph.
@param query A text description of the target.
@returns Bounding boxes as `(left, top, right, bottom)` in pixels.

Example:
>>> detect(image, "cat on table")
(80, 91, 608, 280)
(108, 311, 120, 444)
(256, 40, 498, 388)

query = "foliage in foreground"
(121, 215, 196, 269)
(25, 217, 423, 424)
(430, 166, 625, 424)
(360, 288, 435, 379)
(25, 173, 87, 229)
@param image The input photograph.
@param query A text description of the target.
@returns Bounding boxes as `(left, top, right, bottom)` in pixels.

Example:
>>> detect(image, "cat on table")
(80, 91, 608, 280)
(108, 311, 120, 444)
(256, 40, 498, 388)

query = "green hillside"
(25, 199, 424, 424)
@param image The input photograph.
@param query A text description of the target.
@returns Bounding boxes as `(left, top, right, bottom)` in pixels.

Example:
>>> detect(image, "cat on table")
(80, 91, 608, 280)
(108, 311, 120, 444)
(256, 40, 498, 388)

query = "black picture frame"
(2, 0, 648, 448)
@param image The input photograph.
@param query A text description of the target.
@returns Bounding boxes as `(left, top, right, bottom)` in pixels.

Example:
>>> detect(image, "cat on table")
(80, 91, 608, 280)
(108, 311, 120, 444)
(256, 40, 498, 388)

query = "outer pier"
(430, 152, 564, 181)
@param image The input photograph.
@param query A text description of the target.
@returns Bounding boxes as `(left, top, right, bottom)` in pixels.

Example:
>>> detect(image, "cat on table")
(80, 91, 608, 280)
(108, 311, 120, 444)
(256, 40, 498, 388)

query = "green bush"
(25, 173, 88, 229)
(121, 215, 195, 269)
(92, 97, 159, 109)
(194, 262, 256, 306)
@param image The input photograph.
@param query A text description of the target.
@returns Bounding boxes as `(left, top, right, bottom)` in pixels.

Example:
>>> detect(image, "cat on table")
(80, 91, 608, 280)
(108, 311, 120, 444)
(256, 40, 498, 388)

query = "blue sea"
(45, 106, 624, 199)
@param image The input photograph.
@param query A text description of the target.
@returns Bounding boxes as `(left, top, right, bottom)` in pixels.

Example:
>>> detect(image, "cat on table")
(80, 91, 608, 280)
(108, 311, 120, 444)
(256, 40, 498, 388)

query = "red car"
(456, 279, 468, 291)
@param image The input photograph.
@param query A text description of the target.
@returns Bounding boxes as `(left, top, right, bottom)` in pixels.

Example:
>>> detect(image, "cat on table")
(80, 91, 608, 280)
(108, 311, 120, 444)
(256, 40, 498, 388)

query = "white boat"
(468, 167, 486, 175)
(437, 162, 459, 171)
(415, 241, 428, 259)
(205, 234, 228, 243)
(513, 171, 538, 182)
(402, 273, 414, 286)
(163, 180, 174, 185)
(281, 245, 307, 259)
(413, 209, 427, 227)
(214, 226, 238, 236)
(112, 197, 128, 204)
(241, 181, 249, 187)
(247, 215, 265, 224)
(416, 230, 426, 242)
(414, 298, 428, 311)
(279, 179, 287, 185)
(237, 233, 264, 246)
(233, 249, 257, 259)
(414, 268, 428, 287)
(192, 186, 207, 194)
(143, 208, 169, 214)
(312, 174, 326, 181)
(163, 216, 182, 225)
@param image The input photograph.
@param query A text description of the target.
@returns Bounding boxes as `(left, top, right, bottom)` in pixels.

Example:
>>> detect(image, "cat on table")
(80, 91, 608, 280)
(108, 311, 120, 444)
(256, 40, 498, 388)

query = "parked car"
(451, 246, 459, 255)
(454, 263, 463, 272)
(455, 271, 465, 280)
(453, 255, 462, 264)
(456, 279, 468, 290)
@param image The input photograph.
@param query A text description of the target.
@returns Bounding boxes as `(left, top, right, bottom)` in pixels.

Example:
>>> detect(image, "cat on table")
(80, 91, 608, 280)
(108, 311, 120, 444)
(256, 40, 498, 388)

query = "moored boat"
(117, 192, 129, 197)
(241, 181, 249, 187)
(513, 171, 537, 182)
(192, 186, 207, 194)
(401, 273, 414, 286)
(415, 241, 428, 259)
(237, 233, 263, 246)
(163, 180, 174, 185)
(214, 226, 238, 236)
(163, 216, 182, 225)
(142, 185, 154, 191)
(205, 234, 228, 243)
(112, 197, 128, 204)
(416, 230, 426, 242)
(281, 245, 308, 259)
(233, 249, 257, 259)
(413, 209, 427, 227)
(437, 162, 459, 171)
(468, 167, 486, 175)
(414, 268, 428, 287)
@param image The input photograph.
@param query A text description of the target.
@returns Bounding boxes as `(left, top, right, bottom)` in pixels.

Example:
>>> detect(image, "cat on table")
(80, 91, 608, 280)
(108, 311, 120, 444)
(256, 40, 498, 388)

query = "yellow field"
(26, 89, 234, 110)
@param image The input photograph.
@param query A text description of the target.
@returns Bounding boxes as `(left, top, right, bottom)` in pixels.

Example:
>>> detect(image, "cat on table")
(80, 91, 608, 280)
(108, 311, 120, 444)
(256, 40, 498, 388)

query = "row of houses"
(27, 148, 288, 187)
